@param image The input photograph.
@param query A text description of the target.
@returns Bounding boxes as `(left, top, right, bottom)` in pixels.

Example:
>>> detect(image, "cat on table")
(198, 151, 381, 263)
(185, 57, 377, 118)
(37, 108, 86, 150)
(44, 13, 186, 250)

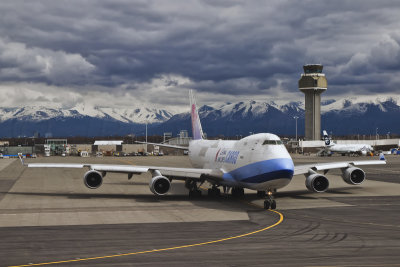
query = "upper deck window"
(262, 140, 283, 145)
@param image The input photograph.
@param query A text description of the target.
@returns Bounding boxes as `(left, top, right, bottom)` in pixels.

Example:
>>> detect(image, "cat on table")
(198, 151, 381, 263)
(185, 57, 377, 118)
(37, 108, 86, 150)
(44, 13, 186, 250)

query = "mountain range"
(0, 96, 399, 138)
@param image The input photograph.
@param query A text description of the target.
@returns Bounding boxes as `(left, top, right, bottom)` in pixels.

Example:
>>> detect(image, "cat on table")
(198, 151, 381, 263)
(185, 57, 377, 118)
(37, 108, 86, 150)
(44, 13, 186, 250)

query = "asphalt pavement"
(0, 154, 399, 267)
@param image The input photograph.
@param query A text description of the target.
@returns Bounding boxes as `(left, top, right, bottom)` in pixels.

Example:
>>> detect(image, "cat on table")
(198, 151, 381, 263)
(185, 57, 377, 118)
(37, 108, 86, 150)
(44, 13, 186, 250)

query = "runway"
(0, 155, 400, 266)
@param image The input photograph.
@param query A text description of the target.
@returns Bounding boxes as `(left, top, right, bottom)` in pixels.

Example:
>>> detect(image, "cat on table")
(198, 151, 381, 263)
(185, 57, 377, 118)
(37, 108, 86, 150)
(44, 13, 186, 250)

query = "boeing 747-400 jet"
(20, 91, 386, 209)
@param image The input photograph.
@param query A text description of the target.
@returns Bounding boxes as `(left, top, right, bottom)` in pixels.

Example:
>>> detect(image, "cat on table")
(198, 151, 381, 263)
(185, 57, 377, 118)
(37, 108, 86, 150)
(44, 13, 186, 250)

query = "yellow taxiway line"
(10, 209, 283, 267)
(11, 161, 283, 267)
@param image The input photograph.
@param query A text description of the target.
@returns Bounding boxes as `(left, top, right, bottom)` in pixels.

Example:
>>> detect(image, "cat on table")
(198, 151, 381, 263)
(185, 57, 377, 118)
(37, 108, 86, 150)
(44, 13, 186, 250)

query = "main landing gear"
(263, 190, 276, 210)
(208, 186, 221, 197)
(185, 179, 223, 198)
(231, 187, 244, 197)
(186, 179, 202, 197)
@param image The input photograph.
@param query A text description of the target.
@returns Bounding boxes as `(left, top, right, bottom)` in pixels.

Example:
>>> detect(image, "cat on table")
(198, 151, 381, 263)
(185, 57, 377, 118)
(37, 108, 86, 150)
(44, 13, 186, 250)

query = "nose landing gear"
(263, 190, 276, 210)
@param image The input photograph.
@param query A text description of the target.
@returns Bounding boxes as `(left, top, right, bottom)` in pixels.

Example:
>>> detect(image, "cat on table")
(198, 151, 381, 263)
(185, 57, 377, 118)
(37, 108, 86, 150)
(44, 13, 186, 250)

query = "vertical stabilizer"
(322, 130, 330, 146)
(189, 90, 204, 140)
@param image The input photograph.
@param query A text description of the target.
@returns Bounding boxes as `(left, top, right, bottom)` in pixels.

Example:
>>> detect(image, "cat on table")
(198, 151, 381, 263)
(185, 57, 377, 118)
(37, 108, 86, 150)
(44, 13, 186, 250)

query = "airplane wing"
(22, 160, 223, 181)
(294, 160, 386, 176)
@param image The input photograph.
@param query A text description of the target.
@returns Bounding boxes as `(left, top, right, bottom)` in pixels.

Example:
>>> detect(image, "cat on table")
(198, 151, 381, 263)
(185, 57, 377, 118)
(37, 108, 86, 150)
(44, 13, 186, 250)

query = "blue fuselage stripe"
(226, 158, 294, 184)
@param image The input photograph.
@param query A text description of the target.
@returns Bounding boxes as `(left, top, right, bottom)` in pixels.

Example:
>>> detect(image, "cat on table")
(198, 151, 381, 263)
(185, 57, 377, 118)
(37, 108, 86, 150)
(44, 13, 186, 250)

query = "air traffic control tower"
(298, 64, 327, 140)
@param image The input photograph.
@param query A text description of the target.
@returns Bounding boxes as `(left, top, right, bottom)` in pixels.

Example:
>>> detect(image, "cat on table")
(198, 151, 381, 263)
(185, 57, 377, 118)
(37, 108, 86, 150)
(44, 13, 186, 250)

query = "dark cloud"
(0, 0, 399, 108)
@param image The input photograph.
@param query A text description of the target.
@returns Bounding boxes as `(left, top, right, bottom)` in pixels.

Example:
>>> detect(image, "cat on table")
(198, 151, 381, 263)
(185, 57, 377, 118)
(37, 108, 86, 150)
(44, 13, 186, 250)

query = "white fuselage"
(188, 133, 294, 191)
(327, 144, 373, 154)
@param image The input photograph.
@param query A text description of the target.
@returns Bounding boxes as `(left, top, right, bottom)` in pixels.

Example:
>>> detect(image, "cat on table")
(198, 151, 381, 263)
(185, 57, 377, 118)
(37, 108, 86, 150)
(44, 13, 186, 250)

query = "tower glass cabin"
(298, 64, 327, 140)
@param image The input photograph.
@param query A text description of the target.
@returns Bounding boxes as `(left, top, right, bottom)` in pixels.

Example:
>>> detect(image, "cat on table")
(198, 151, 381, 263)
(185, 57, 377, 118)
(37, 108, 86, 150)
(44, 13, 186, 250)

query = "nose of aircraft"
(270, 145, 294, 179)
(273, 158, 294, 179)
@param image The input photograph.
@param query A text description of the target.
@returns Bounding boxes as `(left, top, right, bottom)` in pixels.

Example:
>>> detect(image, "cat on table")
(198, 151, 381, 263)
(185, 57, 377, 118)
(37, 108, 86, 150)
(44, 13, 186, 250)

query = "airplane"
(323, 130, 374, 156)
(19, 91, 386, 210)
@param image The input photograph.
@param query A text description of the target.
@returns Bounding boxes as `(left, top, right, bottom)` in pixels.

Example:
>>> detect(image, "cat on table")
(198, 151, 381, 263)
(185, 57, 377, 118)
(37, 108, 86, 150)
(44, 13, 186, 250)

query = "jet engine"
(149, 175, 171, 195)
(305, 173, 329, 193)
(84, 170, 103, 189)
(342, 167, 365, 185)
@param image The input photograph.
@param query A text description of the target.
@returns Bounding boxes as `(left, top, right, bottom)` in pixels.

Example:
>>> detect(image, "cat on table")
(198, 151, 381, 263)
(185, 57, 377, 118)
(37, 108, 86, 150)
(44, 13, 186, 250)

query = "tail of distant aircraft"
(189, 90, 204, 140)
(322, 130, 331, 146)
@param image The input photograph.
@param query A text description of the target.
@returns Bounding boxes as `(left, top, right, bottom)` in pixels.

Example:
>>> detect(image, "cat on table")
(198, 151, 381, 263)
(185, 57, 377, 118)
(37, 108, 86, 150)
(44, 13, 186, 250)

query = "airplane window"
(262, 140, 274, 145)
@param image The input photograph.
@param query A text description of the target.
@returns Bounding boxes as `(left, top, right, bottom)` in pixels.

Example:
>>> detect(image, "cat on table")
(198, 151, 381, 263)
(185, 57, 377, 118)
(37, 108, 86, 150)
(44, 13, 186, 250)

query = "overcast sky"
(0, 0, 399, 111)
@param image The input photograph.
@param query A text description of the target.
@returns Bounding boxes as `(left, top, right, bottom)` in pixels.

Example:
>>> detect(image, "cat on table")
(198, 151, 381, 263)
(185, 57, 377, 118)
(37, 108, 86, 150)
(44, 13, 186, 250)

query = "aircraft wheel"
(213, 187, 221, 196)
(189, 190, 195, 198)
(238, 188, 244, 197)
(231, 188, 237, 197)
(232, 187, 244, 197)
(208, 188, 214, 196)
(271, 200, 277, 210)
(195, 189, 202, 197)
(208, 187, 221, 197)
(264, 200, 270, 210)
(189, 189, 202, 198)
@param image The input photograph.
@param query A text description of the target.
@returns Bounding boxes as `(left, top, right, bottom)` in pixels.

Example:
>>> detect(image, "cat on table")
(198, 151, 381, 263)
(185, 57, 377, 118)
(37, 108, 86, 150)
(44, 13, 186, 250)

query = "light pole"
(145, 122, 148, 153)
(293, 116, 299, 141)
(376, 127, 378, 140)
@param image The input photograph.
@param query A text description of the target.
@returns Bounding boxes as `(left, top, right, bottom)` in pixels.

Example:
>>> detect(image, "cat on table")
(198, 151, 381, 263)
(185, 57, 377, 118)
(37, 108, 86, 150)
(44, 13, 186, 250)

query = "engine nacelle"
(84, 170, 103, 189)
(306, 173, 329, 193)
(149, 176, 171, 195)
(342, 167, 365, 185)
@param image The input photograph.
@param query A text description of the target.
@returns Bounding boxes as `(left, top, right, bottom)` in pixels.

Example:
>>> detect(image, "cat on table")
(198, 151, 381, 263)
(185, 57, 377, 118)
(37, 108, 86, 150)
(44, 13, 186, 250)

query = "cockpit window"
(262, 140, 283, 145)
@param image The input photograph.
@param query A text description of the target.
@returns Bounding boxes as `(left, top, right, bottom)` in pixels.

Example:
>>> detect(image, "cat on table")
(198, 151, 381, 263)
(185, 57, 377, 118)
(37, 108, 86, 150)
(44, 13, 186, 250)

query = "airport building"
(93, 140, 123, 154)
(299, 64, 327, 140)
(92, 141, 146, 156)
(46, 139, 68, 156)
(166, 130, 191, 146)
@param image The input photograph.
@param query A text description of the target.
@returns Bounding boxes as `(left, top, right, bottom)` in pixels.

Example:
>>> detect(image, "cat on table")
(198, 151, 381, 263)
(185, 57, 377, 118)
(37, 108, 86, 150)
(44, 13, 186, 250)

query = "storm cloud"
(0, 0, 399, 110)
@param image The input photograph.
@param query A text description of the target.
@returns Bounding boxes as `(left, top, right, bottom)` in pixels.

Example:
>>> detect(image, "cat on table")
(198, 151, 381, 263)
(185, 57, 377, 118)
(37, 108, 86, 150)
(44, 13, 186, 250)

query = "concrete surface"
(0, 154, 399, 266)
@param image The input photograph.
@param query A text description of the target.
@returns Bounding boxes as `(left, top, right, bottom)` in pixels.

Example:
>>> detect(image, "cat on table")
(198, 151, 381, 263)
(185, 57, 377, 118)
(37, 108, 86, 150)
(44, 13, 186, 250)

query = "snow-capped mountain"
(1, 96, 399, 137)
(321, 95, 400, 114)
(155, 96, 400, 137)
(198, 100, 304, 118)
(0, 105, 173, 124)
(0, 105, 174, 137)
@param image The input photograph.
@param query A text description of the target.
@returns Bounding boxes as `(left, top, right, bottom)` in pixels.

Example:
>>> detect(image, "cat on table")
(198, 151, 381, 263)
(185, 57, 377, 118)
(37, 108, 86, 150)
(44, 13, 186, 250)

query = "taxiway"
(0, 155, 399, 266)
